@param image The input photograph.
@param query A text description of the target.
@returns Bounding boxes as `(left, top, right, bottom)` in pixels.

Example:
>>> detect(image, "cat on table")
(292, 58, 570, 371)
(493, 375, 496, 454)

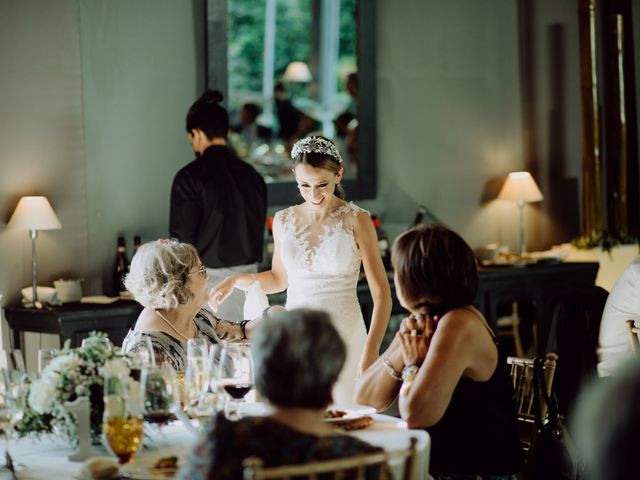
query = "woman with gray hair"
(175, 308, 382, 480)
(122, 239, 255, 371)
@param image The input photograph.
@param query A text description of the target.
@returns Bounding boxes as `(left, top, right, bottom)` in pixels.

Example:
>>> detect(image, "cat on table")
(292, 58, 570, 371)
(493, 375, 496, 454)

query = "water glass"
(103, 373, 143, 464)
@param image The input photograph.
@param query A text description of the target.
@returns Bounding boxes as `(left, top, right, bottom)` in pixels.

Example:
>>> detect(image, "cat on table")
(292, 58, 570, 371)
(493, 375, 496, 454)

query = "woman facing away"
(210, 136, 391, 403)
(122, 239, 265, 371)
(355, 224, 524, 479)
(175, 308, 383, 480)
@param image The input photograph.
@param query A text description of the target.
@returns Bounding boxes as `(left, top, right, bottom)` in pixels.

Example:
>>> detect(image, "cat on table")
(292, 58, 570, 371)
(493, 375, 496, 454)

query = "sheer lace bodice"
(275, 202, 368, 403)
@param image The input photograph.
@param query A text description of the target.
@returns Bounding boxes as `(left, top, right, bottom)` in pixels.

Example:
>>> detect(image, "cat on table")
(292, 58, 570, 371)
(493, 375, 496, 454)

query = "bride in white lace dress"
(210, 136, 391, 403)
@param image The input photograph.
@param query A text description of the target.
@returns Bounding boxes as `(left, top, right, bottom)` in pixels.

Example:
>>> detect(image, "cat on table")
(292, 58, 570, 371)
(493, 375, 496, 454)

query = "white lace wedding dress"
(275, 202, 368, 404)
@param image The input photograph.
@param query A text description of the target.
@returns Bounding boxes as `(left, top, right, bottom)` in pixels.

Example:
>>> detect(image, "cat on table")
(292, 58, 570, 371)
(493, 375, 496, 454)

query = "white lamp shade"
(8, 196, 62, 230)
(283, 61, 312, 82)
(498, 172, 544, 203)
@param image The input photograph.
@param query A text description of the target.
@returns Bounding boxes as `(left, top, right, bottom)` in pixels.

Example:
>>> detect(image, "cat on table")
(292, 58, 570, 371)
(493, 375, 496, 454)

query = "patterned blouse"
(175, 414, 384, 480)
(121, 308, 221, 371)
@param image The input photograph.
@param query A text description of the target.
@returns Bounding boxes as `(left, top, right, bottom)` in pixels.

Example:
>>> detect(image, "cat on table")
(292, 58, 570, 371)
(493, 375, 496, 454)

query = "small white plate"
(324, 403, 376, 423)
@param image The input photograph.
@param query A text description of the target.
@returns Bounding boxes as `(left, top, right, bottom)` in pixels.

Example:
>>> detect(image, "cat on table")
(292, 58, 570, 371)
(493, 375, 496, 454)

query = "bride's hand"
(208, 276, 237, 312)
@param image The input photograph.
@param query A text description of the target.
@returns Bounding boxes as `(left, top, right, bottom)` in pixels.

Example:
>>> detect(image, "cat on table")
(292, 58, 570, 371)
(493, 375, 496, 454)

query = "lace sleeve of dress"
(274, 207, 295, 233)
(341, 202, 370, 231)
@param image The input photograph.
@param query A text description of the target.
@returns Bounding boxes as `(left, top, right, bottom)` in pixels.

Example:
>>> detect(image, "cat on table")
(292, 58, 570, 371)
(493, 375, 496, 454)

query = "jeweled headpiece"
(291, 136, 343, 164)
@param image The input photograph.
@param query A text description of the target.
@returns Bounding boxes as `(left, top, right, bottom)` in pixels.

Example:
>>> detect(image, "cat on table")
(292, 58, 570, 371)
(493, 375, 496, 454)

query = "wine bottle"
(113, 236, 129, 296)
(372, 215, 391, 270)
(412, 205, 427, 227)
(133, 235, 141, 257)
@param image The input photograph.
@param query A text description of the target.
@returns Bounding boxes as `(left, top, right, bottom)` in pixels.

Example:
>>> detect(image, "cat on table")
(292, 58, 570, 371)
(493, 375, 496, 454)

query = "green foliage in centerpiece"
(15, 331, 138, 444)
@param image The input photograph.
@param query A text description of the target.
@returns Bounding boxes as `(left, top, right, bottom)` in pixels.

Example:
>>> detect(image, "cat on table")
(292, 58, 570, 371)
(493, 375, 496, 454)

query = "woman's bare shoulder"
(435, 307, 490, 343)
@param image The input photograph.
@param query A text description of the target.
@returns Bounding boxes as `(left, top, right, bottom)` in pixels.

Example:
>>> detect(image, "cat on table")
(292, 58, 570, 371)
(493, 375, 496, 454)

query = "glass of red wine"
(140, 365, 178, 426)
(218, 344, 254, 417)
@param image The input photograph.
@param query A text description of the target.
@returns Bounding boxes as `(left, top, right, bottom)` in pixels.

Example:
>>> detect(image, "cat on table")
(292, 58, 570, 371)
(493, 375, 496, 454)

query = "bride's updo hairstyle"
(392, 223, 478, 318)
(186, 89, 229, 140)
(291, 136, 345, 199)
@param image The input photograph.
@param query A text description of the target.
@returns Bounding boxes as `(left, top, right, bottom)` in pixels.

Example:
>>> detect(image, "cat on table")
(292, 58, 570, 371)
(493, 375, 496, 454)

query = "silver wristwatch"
(402, 363, 419, 382)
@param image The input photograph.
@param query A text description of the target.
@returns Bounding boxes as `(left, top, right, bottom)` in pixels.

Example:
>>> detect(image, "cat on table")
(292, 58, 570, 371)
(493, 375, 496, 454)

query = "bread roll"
(80, 456, 119, 480)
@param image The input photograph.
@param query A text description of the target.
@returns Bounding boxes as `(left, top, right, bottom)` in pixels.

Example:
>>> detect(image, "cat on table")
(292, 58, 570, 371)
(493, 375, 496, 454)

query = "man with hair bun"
(170, 89, 266, 322)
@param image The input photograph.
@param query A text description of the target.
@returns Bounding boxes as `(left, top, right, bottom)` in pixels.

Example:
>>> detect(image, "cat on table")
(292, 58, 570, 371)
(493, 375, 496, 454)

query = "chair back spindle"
(625, 320, 640, 356)
(243, 437, 418, 480)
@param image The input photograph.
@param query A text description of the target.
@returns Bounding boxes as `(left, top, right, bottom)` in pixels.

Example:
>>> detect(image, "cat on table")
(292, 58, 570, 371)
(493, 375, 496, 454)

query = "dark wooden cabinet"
(4, 301, 143, 350)
(268, 261, 600, 352)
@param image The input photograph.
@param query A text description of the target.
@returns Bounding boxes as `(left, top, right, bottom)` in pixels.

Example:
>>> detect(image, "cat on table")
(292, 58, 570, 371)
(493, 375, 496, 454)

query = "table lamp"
(283, 61, 312, 82)
(498, 172, 543, 255)
(8, 196, 62, 304)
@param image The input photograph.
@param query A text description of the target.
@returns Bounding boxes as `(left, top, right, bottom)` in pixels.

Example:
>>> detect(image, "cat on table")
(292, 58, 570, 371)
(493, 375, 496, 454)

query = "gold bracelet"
(383, 356, 402, 381)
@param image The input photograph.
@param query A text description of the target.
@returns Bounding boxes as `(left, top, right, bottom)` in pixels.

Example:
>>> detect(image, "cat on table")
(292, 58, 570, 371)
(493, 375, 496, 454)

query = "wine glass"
(102, 373, 144, 464)
(37, 348, 56, 374)
(218, 344, 254, 417)
(140, 365, 178, 425)
(0, 369, 25, 474)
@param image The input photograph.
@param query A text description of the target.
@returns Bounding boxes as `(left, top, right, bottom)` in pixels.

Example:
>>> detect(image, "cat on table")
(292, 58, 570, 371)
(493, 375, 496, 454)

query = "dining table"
(4, 405, 430, 480)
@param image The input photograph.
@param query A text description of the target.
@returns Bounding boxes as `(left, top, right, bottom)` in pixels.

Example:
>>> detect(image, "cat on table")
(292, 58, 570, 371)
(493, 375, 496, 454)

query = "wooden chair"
(497, 301, 525, 357)
(507, 352, 559, 452)
(243, 437, 418, 480)
(625, 320, 640, 356)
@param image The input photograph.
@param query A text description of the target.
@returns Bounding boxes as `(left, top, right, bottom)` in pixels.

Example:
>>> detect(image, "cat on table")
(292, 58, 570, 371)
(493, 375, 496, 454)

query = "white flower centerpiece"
(16, 332, 139, 444)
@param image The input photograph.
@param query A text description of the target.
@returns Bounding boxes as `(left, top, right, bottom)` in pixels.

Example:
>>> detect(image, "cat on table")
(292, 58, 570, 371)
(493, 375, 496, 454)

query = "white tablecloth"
(4, 411, 430, 479)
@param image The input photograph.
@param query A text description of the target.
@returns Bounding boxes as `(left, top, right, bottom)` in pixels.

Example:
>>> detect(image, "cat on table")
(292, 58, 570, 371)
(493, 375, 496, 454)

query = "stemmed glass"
(0, 369, 25, 474)
(37, 348, 56, 374)
(184, 339, 212, 419)
(218, 344, 254, 417)
(102, 373, 144, 464)
(140, 365, 178, 425)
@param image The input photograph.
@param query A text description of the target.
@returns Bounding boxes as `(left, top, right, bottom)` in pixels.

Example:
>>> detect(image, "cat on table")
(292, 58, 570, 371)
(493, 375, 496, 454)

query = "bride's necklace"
(155, 310, 196, 342)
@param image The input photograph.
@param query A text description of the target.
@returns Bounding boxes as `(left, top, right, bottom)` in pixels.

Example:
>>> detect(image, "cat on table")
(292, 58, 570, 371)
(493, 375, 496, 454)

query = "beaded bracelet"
(383, 356, 403, 381)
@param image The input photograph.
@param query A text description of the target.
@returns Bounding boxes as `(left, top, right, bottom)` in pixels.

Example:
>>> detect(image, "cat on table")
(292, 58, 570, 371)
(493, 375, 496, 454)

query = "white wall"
(79, 0, 206, 294)
(0, 0, 88, 362)
(363, 0, 527, 252)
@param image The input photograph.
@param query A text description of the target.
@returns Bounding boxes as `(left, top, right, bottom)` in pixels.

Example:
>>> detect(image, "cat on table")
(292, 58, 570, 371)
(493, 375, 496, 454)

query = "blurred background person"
(597, 256, 640, 377)
(273, 82, 301, 142)
(231, 102, 272, 146)
(175, 308, 383, 480)
(170, 89, 266, 322)
(572, 359, 640, 480)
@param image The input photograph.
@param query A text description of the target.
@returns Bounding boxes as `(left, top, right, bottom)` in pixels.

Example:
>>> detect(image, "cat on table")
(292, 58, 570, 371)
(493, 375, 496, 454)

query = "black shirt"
(169, 145, 266, 268)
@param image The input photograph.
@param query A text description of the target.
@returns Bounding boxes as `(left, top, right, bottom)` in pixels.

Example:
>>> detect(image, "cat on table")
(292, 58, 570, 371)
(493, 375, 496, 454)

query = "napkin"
(21, 286, 62, 306)
(243, 280, 269, 320)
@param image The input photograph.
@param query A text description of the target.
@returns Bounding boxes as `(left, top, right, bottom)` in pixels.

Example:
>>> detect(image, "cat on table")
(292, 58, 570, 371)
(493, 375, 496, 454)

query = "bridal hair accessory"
(291, 136, 343, 164)
(157, 238, 179, 246)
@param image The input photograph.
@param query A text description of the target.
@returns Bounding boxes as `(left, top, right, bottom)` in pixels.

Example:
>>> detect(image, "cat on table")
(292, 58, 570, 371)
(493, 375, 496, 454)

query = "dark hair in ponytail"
(186, 89, 229, 140)
(292, 136, 345, 199)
